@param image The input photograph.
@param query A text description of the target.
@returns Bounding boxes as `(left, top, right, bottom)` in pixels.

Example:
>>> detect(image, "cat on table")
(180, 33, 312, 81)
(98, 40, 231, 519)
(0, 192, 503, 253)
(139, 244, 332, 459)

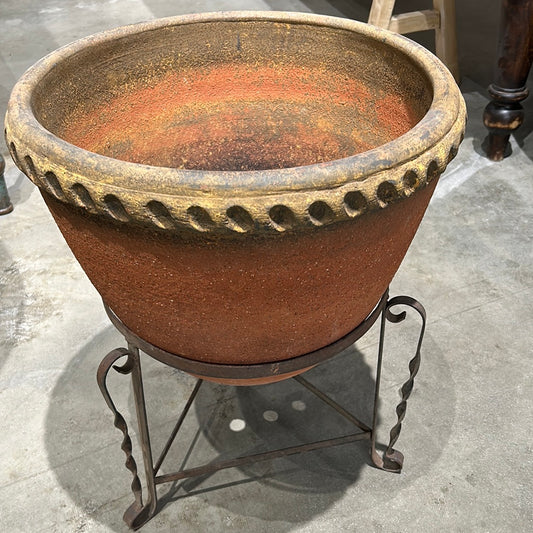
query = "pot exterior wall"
(43, 179, 437, 366)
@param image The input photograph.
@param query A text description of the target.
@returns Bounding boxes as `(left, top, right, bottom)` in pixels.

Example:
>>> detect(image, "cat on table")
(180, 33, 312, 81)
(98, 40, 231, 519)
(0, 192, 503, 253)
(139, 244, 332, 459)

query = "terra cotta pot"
(5, 11, 465, 384)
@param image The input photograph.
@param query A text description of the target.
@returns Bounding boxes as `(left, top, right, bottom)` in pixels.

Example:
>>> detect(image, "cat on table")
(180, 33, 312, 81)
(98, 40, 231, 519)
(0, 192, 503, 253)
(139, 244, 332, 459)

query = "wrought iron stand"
(97, 289, 426, 530)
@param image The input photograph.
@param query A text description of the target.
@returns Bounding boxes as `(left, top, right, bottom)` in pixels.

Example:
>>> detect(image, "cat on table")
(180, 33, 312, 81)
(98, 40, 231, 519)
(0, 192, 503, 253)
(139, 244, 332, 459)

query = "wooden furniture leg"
(368, 0, 396, 28)
(483, 0, 533, 161)
(434, 1, 459, 81)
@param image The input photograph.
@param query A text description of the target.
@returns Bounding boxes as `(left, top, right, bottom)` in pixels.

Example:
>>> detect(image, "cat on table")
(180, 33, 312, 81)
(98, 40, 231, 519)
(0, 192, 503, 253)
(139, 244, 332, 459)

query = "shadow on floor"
(0, 241, 29, 371)
(44, 320, 455, 531)
(155, 348, 376, 523)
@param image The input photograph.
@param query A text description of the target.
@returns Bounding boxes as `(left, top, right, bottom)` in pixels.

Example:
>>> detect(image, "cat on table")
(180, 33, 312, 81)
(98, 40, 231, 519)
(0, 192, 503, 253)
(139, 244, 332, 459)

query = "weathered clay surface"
(60, 64, 421, 170)
(42, 180, 436, 366)
(5, 12, 466, 383)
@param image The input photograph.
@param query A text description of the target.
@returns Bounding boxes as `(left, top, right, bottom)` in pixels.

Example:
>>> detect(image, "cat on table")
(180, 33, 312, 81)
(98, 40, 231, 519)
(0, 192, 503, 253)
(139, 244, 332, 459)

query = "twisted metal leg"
(95, 289, 426, 528)
(97, 346, 157, 529)
(371, 295, 426, 473)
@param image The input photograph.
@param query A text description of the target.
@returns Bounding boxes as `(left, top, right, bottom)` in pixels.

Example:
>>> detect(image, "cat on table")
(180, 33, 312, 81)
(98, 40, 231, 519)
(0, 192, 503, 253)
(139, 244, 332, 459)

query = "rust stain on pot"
(61, 64, 418, 171)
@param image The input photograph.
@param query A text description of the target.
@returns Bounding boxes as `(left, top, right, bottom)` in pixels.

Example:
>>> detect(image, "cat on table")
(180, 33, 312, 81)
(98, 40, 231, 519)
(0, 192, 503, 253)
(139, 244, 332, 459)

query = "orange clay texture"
(62, 64, 420, 170)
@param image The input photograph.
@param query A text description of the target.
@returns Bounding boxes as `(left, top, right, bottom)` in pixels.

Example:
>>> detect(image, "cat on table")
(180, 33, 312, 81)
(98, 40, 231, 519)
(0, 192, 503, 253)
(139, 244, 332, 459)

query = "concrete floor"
(1, 1, 532, 532)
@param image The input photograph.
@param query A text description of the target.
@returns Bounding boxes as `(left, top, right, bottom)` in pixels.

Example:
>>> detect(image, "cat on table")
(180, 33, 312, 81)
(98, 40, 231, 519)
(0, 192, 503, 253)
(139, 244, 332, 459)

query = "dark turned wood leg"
(0, 153, 14, 215)
(483, 0, 533, 161)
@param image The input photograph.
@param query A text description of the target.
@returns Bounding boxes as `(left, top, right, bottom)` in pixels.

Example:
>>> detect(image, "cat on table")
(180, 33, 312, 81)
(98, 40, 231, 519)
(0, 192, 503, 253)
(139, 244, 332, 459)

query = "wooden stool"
(368, 0, 459, 81)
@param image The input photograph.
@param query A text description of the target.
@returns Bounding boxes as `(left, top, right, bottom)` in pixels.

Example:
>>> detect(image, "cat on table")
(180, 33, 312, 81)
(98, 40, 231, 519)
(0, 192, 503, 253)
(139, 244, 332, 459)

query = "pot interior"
(32, 19, 433, 171)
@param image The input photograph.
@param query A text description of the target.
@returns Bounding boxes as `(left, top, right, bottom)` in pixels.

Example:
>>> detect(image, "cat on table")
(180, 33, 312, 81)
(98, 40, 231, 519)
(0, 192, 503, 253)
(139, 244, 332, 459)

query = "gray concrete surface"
(1, 1, 532, 532)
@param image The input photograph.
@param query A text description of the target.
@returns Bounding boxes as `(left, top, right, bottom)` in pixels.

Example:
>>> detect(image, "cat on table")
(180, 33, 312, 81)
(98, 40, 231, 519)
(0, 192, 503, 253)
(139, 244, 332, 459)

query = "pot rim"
(5, 11, 466, 233)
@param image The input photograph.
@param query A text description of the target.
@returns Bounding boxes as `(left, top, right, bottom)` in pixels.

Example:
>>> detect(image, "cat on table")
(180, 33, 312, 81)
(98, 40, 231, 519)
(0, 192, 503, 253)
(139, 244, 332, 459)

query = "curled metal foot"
(371, 295, 426, 473)
(97, 348, 156, 530)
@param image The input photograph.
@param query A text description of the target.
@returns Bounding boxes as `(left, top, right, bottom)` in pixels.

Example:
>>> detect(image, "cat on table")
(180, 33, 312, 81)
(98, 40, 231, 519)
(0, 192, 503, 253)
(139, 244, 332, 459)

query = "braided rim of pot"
(5, 11, 466, 235)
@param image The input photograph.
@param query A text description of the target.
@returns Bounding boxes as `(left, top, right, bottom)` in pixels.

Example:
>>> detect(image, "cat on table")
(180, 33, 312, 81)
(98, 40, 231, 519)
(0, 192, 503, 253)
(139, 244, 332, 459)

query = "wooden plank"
(434, 0, 460, 81)
(368, 0, 396, 28)
(389, 10, 440, 33)
(369, 0, 460, 82)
